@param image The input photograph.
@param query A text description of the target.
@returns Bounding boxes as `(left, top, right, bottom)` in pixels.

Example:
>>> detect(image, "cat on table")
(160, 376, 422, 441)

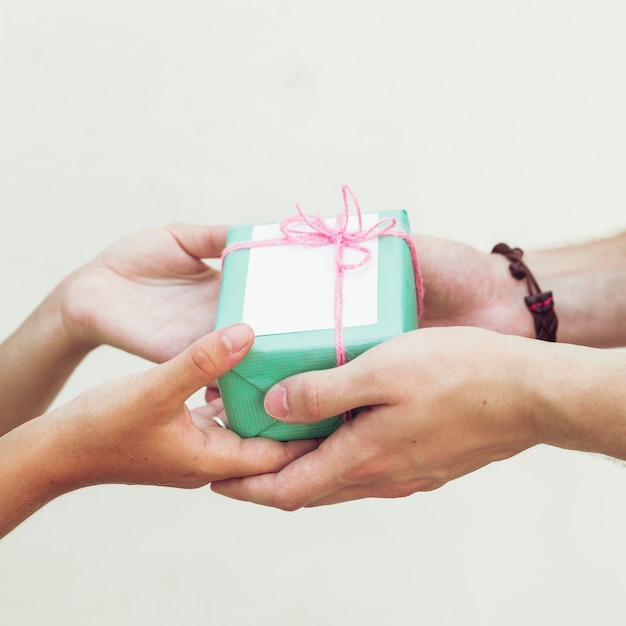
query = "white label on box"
(242, 213, 379, 336)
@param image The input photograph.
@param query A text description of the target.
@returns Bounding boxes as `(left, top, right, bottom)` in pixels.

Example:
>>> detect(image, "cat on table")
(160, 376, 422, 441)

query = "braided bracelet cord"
(491, 243, 558, 342)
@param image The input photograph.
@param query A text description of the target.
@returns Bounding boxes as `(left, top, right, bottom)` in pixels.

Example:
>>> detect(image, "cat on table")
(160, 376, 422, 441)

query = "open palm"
(61, 223, 228, 362)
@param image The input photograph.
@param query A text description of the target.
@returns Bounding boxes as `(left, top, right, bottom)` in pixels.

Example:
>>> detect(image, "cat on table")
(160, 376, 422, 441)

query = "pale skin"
(3, 225, 626, 530)
(212, 231, 626, 509)
(0, 223, 228, 436)
(414, 231, 626, 347)
(0, 223, 314, 538)
(0, 324, 315, 538)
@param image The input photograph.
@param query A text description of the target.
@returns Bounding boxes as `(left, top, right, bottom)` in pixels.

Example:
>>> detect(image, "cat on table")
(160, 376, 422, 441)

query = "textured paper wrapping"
(215, 210, 418, 441)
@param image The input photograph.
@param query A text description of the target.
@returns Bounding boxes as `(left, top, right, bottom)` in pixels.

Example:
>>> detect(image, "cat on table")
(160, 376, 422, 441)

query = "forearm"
(0, 412, 76, 539)
(519, 337, 626, 459)
(0, 277, 93, 435)
(524, 232, 626, 347)
(414, 230, 626, 348)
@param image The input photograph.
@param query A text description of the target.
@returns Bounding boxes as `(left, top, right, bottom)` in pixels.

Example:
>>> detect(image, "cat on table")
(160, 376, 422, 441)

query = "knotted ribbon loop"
(280, 192, 401, 273)
(222, 186, 424, 419)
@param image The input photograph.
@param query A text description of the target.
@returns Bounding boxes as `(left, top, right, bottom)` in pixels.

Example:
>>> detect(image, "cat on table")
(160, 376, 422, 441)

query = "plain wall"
(1, 2, 625, 625)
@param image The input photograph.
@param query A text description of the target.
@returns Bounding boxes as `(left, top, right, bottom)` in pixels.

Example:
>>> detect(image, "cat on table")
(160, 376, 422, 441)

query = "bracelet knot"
(491, 242, 558, 342)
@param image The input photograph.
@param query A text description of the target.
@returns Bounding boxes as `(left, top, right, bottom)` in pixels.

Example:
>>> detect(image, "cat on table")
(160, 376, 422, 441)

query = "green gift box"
(215, 209, 418, 441)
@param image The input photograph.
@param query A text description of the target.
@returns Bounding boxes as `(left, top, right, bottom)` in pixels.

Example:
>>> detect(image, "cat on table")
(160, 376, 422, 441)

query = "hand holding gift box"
(215, 186, 423, 440)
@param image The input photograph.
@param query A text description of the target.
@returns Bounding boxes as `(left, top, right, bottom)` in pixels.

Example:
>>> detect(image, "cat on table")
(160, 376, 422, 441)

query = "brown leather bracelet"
(491, 243, 558, 342)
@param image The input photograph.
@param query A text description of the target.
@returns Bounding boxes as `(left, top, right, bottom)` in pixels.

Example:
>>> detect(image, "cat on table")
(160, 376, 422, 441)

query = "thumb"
(263, 357, 384, 424)
(151, 323, 254, 407)
(167, 223, 229, 259)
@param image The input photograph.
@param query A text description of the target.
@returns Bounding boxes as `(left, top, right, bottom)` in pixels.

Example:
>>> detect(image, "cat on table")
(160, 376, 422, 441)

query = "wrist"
(520, 340, 626, 458)
(411, 233, 537, 338)
(522, 236, 626, 348)
(33, 402, 106, 494)
(0, 412, 79, 537)
(480, 333, 545, 451)
(0, 279, 96, 434)
(485, 253, 537, 338)
(491, 245, 558, 342)
(54, 271, 101, 355)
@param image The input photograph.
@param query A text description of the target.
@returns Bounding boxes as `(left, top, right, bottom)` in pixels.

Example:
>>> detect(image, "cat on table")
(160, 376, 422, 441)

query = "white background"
(1, 2, 625, 624)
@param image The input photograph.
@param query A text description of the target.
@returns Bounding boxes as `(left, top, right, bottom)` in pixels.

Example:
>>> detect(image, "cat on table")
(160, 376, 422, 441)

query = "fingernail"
(264, 383, 290, 420)
(220, 323, 253, 353)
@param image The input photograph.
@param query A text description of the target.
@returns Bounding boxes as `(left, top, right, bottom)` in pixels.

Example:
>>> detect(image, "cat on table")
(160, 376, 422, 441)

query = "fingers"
(149, 324, 254, 408)
(215, 435, 321, 481)
(263, 347, 395, 424)
(212, 457, 346, 509)
(211, 458, 329, 508)
(166, 223, 229, 260)
(190, 398, 225, 431)
(212, 430, 357, 508)
(212, 441, 437, 508)
(204, 384, 221, 403)
(212, 473, 285, 507)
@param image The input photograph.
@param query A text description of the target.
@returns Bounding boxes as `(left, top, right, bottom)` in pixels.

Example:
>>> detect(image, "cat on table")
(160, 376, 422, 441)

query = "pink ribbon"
(222, 185, 423, 374)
